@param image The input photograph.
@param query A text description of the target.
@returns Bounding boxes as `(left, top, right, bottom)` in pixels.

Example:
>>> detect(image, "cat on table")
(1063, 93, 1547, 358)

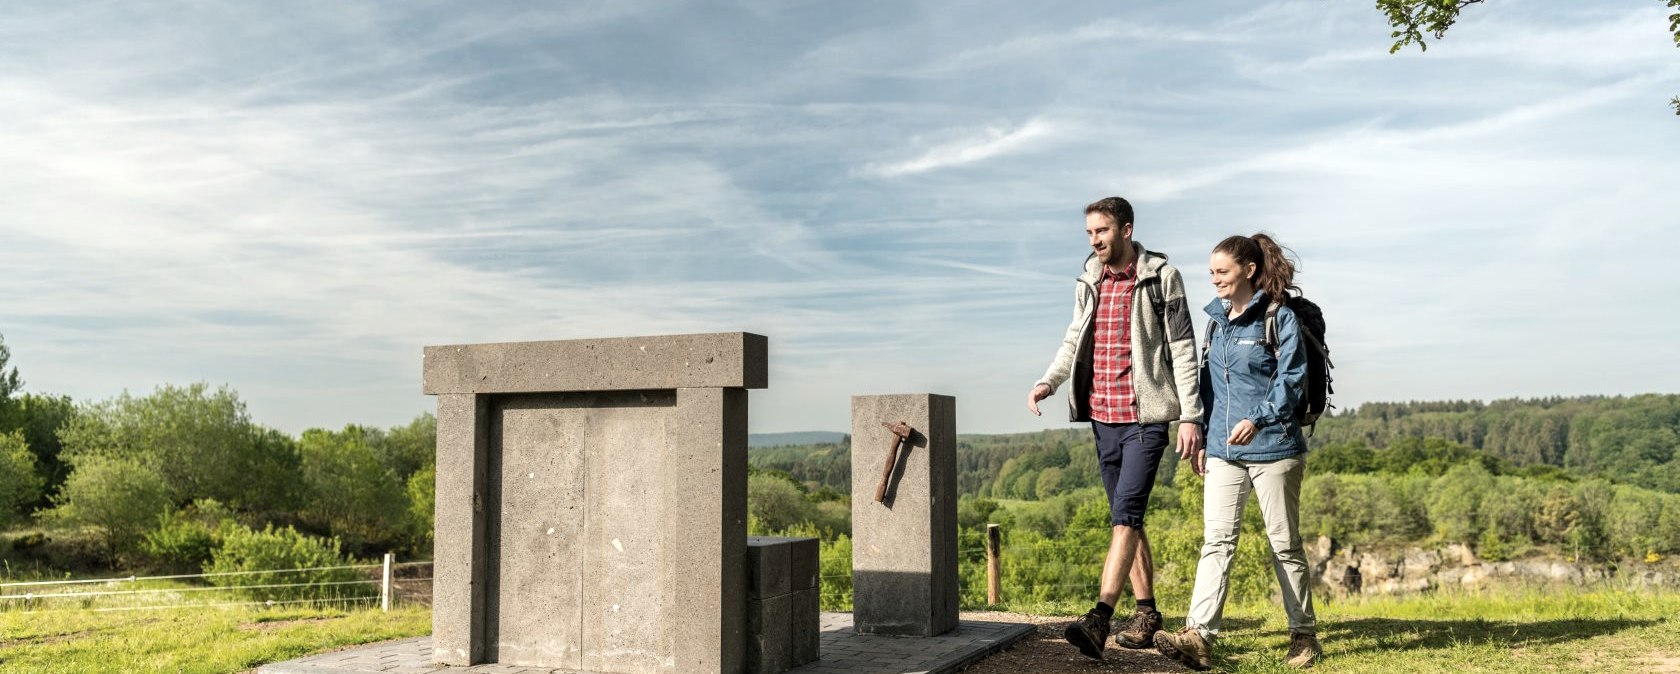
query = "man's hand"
(1227, 419, 1257, 446)
(1026, 383, 1052, 416)
(1176, 422, 1203, 459)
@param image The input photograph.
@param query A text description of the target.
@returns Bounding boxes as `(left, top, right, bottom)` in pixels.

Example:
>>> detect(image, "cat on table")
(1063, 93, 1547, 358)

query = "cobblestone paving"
(259, 613, 1032, 674)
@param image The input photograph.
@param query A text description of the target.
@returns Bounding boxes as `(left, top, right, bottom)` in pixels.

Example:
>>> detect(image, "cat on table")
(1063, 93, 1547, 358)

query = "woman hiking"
(1152, 233, 1322, 670)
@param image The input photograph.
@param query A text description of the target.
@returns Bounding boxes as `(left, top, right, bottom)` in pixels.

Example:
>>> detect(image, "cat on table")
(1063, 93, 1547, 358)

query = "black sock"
(1136, 598, 1157, 612)
(1094, 602, 1115, 619)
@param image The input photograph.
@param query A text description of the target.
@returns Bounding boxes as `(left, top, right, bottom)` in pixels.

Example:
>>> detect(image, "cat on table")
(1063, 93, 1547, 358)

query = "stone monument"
(424, 332, 766, 673)
(849, 393, 959, 637)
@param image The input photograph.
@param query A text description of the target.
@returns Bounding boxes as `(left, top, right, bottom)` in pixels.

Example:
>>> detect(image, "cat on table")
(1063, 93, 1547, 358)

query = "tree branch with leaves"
(1378, 0, 1680, 116)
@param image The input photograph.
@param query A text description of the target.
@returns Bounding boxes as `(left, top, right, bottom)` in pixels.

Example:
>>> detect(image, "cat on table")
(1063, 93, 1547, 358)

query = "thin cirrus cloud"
(860, 118, 1056, 177)
(0, 1, 1673, 436)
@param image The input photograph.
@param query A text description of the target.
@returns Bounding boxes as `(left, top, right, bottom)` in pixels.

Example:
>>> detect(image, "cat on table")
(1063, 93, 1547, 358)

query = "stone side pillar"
(849, 394, 958, 637)
(745, 537, 821, 674)
(425, 332, 767, 673)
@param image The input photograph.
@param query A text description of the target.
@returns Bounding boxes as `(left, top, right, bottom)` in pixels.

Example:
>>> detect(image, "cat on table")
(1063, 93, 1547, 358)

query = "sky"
(1, 1, 1676, 436)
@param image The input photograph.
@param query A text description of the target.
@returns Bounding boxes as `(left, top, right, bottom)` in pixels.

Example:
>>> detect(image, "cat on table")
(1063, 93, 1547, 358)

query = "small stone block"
(747, 594, 793, 674)
(747, 537, 792, 600)
(787, 537, 820, 591)
(790, 588, 820, 666)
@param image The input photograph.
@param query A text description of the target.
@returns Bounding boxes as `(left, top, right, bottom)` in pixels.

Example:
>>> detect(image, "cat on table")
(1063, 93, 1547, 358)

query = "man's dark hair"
(1084, 196, 1133, 227)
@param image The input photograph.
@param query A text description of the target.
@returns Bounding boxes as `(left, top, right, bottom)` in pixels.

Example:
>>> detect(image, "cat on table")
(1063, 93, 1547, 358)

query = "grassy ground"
(1186, 589, 1680, 673)
(0, 603, 430, 674)
(0, 589, 1672, 673)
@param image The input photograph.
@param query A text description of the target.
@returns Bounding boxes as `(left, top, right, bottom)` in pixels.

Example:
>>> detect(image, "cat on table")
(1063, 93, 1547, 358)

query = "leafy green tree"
(1428, 462, 1494, 544)
(1376, 0, 1680, 115)
(297, 426, 409, 552)
(0, 431, 43, 524)
(748, 472, 816, 533)
(2, 393, 76, 507)
(0, 333, 21, 406)
(378, 413, 435, 482)
(1311, 441, 1377, 474)
(58, 383, 301, 513)
(406, 464, 436, 549)
(46, 455, 171, 563)
(1035, 466, 1065, 498)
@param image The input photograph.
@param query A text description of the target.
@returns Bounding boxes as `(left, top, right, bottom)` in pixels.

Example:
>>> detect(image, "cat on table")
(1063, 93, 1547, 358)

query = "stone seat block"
(745, 537, 820, 674)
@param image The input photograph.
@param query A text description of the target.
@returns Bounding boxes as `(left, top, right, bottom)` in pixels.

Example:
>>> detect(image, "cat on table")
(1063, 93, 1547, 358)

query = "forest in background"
(750, 394, 1680, 606)
(3, 331, 1679, 608)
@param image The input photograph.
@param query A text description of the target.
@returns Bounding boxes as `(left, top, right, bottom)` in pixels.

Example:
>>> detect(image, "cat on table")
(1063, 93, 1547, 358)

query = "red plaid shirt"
(1089, 262, 1138, 424)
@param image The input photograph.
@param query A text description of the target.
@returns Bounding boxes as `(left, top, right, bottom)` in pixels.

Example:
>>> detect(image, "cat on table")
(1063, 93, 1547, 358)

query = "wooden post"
(381, 552, 394, 612)
(985, 524, 1001, 605)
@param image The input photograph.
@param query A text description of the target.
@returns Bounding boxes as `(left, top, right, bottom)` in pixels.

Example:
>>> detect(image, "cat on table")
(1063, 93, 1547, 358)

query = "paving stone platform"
(258, 613, 1033, 674)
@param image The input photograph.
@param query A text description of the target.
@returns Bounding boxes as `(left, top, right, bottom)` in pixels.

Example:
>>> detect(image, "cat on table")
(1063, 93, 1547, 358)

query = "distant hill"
(747, 395, 1680, 497)
(748, 431, 847, 448)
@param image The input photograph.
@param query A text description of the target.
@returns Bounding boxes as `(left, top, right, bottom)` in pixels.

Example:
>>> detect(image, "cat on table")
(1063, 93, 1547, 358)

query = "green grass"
(0, 589, 1673, 673)
(1168, 589, 1680, 673)
(0, 603, 429, 674)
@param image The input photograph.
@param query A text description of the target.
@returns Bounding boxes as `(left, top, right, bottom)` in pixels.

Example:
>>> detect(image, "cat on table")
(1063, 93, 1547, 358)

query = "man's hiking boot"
(1063, 609, 1111, 660)
(1285, 631, 1321, 669)
(1153, 626, 1213, 671)
(1113, 606, 1163, 649)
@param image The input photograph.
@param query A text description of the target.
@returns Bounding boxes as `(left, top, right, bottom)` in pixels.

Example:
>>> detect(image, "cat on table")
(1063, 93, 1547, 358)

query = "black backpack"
(1201, 295, 1335, 434)
(1269, 296, 1333, 434)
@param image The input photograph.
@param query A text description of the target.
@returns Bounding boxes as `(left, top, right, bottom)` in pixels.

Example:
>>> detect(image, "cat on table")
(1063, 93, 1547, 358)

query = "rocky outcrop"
(1307, 537, 1675, 597)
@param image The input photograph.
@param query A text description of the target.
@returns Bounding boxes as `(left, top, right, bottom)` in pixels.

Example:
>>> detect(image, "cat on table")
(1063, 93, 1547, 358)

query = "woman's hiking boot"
(1113, 605, 1163, 649)
(1062, 609, 1111, 660)
(1285, 631, 1321, 668)
(1153, 626, 1213, 671)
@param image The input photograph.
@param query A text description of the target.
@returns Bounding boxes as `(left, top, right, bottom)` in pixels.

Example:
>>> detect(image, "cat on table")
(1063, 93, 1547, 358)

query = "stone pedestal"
(849, 394, 958, 637)
(745, 537, 820, 674)
(424, 332, 767, 673)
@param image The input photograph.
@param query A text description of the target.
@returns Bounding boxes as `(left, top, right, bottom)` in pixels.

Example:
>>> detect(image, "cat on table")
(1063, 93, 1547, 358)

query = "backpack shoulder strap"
(1199, 317, 1215, 370)
(1264, 302, 1281, 359)
(1147, 276, 1165, 321)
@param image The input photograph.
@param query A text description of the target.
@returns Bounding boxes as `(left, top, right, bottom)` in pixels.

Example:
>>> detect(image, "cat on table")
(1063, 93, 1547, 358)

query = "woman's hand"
(1192, 448, 1207, 476)
(1227, 419, 1257, 446)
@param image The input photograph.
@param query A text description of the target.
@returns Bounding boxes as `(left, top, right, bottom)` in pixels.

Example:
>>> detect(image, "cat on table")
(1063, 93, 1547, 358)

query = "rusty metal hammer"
(874, 421, 913, 503)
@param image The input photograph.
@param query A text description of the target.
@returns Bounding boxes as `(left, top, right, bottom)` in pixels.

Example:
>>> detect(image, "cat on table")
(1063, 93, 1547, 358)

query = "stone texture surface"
(258, 614, 1034, 674)
(427, 333, 758, 673)
(424, 332, 768, 394)
(745, 537, 821, 674)
(849, 394, 958, 638)
(433, 394, 491, 666)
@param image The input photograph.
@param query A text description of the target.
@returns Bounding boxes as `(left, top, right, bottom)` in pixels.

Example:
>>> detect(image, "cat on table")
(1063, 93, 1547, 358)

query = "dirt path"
(960, 612, 1185, 674)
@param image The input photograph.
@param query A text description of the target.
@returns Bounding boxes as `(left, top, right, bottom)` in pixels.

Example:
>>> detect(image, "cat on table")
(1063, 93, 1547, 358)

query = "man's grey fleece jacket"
(1036, 241, 1204, 426)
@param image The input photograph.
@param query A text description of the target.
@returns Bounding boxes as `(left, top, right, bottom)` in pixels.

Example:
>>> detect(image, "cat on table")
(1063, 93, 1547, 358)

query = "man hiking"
(1027, 196, 1203, 659)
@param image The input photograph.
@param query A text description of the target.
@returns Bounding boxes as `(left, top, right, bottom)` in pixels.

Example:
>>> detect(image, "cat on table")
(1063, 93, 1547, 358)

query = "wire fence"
(0, 526, 1124, 615)
(0, 556, 435, 614)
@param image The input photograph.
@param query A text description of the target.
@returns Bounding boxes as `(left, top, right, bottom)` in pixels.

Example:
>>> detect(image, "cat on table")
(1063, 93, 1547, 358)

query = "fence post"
(382, 553, 394, 612)
(985, 524, 1001, 605)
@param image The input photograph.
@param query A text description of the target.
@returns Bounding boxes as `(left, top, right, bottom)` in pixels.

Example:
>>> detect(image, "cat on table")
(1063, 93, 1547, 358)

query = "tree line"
(0, 335, 433, 576)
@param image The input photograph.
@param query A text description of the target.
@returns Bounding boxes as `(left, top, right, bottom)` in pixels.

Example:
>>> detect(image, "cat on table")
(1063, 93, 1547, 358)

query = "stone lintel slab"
(850, 394, 958, 637)
(423, 332, 768, 394)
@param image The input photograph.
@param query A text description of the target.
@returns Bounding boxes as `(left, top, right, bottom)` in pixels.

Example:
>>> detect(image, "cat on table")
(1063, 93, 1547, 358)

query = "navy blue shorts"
(1092, 421, 1168, 528)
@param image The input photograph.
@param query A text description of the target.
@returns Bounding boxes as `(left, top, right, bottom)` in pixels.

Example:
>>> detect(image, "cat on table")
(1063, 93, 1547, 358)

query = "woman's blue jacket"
(1198, 290, 1309, 462)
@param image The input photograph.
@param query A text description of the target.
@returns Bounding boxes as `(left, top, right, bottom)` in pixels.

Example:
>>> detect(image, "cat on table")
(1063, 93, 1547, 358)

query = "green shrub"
(142, 499, 236, 572)
(204, 523, 365, 602)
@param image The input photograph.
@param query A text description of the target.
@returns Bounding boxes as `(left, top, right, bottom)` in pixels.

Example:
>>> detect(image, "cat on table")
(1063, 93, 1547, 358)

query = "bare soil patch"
(238, 616, 340, 632)
(959, 611, 1185, 674)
